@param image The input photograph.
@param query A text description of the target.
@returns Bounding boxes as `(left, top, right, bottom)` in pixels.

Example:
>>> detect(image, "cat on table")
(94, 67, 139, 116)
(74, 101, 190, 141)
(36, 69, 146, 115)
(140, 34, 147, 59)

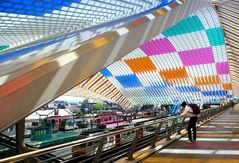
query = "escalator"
(0, 133, 64, 162)
(0, 133, 16, 158)
(0, 133, 16, 150)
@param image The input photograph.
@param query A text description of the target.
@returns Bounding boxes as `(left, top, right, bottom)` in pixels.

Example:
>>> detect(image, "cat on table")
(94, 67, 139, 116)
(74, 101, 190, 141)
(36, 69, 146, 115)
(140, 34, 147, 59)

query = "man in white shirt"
(180, 101, 198, 143)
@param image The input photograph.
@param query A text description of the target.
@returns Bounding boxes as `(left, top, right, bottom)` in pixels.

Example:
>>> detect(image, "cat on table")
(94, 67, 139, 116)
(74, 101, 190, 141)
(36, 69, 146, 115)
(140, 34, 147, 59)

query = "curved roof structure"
(219, 0, 239, 97)
(2, 0, 238, 130)
(0, 0, 173, 52)
(73, 6, 232, 107)
(3, 0, 210, 131)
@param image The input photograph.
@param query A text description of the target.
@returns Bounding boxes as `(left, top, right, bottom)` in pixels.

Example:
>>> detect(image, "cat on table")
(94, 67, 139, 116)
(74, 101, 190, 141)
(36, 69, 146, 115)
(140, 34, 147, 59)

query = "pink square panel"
(179, 47, 215, 66)
(216, 62, 230, 74)
(140, 38, 176, 56)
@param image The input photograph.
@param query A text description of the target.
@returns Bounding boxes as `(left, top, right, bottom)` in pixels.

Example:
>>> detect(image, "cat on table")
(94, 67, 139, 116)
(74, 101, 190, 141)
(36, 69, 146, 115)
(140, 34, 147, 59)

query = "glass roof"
(0, 0, 172, 52)
(78, 6, 232, 106)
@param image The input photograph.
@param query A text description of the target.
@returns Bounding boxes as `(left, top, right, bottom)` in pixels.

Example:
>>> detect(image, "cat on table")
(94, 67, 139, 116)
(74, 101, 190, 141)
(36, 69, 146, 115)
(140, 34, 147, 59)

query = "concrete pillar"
(16, 118, 26, 154)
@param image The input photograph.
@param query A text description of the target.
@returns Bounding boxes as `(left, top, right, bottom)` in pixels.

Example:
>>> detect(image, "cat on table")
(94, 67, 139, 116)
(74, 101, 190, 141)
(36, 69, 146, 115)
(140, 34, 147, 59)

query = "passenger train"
(71, 117, 166, 157)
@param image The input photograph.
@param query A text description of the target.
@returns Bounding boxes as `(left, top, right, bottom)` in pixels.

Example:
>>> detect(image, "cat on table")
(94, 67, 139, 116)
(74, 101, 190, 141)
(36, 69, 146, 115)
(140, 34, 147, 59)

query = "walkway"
(141, 105, 239, 163)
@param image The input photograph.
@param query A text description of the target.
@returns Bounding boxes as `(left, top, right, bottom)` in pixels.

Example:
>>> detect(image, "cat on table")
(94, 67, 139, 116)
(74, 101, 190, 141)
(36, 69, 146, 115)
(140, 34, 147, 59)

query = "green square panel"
(163, 15, 204, 37)
(206, 27, 225, 46)
(0, 45, 9, 51)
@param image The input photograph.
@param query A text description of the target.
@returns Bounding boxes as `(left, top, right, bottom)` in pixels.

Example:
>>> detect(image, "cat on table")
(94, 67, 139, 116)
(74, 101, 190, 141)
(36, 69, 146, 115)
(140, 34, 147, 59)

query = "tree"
(73, 109, 84, 116)
(81, 99, 89, 109)
(60, 104, 66, 109)
(93, 102, 105, 111)
(57, 103, 66, 109)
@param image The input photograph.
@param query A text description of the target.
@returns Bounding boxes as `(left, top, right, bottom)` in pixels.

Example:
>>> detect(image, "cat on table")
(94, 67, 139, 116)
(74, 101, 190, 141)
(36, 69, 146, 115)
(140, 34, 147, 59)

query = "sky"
(54, 96, 96, 103)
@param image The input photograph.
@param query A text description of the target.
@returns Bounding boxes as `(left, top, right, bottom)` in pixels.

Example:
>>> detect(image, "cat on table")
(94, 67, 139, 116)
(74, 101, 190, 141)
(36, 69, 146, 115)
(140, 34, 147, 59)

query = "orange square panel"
(124, 57, 157, 73)
(194, 75, 220, 85)
(160, 67, 188, 80)
(223, 83, 232, 90)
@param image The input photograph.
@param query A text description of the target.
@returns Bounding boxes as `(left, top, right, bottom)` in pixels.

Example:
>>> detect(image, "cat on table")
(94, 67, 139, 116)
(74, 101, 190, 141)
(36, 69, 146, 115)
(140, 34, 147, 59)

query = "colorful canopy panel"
(64, 72, 133, 108)
(0, 0, 173, 51)
(219, 0, 239, 97)
(97, 6, 232, 106)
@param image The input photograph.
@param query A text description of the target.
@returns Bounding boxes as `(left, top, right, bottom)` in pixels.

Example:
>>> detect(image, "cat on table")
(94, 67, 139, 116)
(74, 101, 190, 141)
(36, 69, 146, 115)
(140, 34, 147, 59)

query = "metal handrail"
(0, 106, 227, 162)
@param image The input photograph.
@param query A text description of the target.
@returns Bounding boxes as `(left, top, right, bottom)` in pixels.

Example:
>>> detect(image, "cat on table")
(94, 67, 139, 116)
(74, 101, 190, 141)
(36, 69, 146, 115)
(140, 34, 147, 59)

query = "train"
(71, 118, 158, 157)
(72, 128, 109, 157)
(43, 111, 160, 132)
(93, 111, 159, 124)
(59, 118, 84, 131)
(138, 111, 157, 118)
(94, 112, 125, 124)
(46, 116, 72, 132)
(44, 116, 84, 132)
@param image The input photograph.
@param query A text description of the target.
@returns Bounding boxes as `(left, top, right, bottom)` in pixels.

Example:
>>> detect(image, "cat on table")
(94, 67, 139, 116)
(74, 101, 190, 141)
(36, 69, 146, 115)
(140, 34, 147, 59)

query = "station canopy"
(0, 0, 171, 51)
(0, 0, 235, 109)
(66, 6, 234, 108)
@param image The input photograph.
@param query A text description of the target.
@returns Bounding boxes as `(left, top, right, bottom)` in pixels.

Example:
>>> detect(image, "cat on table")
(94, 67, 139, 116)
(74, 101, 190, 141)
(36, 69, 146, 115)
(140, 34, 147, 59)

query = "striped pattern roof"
(98, 6, 232, 105)
(219, 0, 239, 97)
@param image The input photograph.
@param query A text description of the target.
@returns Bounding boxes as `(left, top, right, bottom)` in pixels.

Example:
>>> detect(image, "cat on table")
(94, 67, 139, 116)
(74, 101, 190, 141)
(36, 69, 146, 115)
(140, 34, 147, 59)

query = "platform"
(141, 105, 239, 163)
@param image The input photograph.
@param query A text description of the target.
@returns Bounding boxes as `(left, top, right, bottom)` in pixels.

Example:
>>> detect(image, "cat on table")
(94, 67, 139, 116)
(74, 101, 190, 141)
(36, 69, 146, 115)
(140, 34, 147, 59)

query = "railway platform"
(122, 105, 239, 163)
(0, 105, 233, 163)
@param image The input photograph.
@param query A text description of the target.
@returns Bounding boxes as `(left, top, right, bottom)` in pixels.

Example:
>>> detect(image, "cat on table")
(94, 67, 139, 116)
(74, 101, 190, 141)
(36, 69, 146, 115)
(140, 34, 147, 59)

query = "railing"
(0, 133, 16, 150)
(0, 105, 229, 163)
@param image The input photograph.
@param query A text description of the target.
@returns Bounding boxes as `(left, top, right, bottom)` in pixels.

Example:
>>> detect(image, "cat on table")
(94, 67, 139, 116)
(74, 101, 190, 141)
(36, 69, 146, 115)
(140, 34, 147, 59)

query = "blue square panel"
(53, 5, 62, 10)
(24, 6, 34, 10)
(202, 90, 226, 96)
(63, 1, 71, 6)
(33, 2, 44, 7)
(27, 11, 35, 15)
(115, 74, 142, 88)
(1, 2, 13, 7)
(0, 0, 80, 16)
(202, 91, 210, 96)
(44, 3, 53, 8)
(176, 86, 200, 92)
(44, 9, 53, 13)
(4, 8, 15, 13)
(54, 0, 63, 4)
(218, 90, 226, 96)
(10, 0, 22, 2)
(226, 95, 232, 98)
(23, 0, 33, 5)
(35, 7, 44, 12)
(14, 4, 24, 9)
(15, 10, 26, 14)
(100, 68, 112, 78)
(144, 86, 165, 97)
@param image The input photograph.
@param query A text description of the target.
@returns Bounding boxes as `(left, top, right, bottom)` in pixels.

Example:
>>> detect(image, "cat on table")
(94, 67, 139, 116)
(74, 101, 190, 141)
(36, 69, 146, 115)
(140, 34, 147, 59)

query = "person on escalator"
(180, 101, 198, 143)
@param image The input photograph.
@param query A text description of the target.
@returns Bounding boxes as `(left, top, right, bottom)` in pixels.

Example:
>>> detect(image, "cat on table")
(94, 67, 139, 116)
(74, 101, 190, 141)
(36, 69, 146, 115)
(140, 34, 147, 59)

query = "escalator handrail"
(0, 133, 16, 143)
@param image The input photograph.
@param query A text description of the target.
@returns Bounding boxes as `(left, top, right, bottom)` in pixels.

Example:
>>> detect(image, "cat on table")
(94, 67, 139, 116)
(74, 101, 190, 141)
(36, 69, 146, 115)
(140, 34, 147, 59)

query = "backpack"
(188, 104, 200, 115)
